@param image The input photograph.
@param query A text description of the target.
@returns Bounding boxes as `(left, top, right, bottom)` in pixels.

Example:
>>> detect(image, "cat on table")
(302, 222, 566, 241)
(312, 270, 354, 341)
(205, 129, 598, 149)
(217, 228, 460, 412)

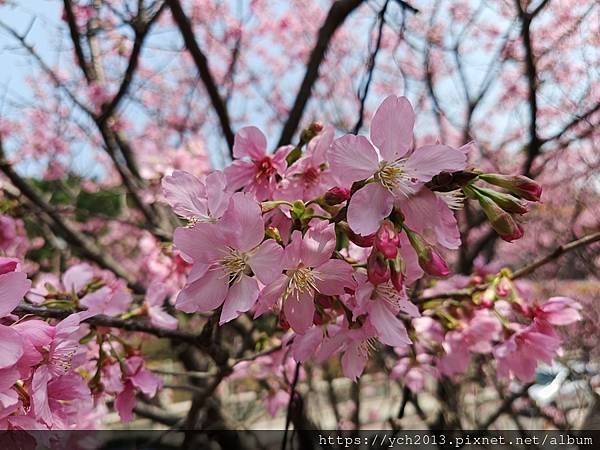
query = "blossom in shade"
(494, 320, 561, 382)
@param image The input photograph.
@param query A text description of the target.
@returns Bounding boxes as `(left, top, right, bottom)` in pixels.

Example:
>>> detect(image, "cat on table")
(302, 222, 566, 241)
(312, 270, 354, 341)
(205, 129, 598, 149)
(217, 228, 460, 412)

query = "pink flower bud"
(474, 186, 528, 215)
(339, 222, 375, 247)
(323, 187, 351, 206)
(389, 253, 406, 292)
(422, 249, 450, 277)
(367, 249, 390, 285)
(374, 221, 400, 259)
(390, 266, 405, 292)
(479, 174, 542, 202)
(405, 229, 450, 277)
(476, 193, 524, 242)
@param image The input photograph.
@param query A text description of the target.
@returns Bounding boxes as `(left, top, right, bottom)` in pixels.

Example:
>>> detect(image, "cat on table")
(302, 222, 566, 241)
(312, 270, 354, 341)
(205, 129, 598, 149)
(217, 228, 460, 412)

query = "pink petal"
(173, 224, 225, 263)
(220, 192, 265, 252)
(149, 306, 178, 330)
(282, 230, 303, 269)
(161, 170, 207, 218)
(131, 368, 162, 397)
(314, 259, 355, 295)
(61, 264, 93, 293)
(341, 342, 368, 381)
(369, 301, 411, 347)
(144, 280, 170, 307)
(0, 366, 20, 392)
(233, 126, 267, 160)
(32, 367, 52, 426)
(405, 145, 467, 182)
(301, 222, 336, 267)
(329, 135, 379, 187)
(398, 233, 424, 285)
(254, 275, 287, 318)
(0, 325, 23, 370)
(0, 271, 31, 318)
(292, 326, 323, 362)
(398, 188, 460, 249)
(115, 384, 136, 423)
(370, 95, 414, 161)
(220, 274, 259, 324)
(347, 183, 394, 235)
(248, 239, 284, 284)
(175, 268, 228, 313)
(224, 160, 256, 191)
(283, 290, 315, 334)
(205, 171, 230, 219)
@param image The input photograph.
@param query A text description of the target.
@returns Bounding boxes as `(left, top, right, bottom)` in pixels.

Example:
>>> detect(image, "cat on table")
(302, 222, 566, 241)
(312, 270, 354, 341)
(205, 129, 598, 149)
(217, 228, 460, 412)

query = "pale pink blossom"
(174, 192, 283, 324)
(329, 95, 467, 235)
(162, 170, 231, 223)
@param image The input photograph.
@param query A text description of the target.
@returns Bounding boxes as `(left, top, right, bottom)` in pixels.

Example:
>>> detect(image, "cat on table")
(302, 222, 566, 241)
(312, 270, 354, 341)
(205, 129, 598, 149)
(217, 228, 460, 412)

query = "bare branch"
(0, 142, 144, 293)
(167, 0, 235, 154)
(277, 0, 365, 146)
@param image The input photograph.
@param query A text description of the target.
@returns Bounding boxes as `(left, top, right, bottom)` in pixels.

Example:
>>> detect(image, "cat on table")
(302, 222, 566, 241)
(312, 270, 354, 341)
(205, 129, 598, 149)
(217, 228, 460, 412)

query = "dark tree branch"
(167, 0, 235, 154)
(515, 0, 547, 177)
(98, 2, 167, 123)
(353, 0, 390, 134)
(13, 303, 197, 342)
(277, 0, 365, 146)
(62, 0, 94, 82)
(0, 142, 143, 293)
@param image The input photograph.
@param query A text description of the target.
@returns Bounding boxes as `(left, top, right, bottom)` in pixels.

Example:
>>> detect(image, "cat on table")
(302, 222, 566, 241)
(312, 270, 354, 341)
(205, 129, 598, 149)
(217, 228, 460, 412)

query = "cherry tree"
(0, 0, 597, 446)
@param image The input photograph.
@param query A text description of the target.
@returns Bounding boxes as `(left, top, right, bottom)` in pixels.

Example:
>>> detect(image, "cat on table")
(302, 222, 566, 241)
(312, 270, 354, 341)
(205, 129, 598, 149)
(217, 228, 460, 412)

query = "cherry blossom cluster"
(0, 95, 582, 429)
(163, 95, 579, 383)
(0, 259, 165, 428)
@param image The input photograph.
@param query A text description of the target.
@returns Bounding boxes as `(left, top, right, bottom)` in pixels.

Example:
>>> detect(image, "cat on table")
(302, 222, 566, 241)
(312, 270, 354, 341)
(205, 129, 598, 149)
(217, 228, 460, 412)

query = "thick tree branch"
(167, 0, 235, 154)
(0, 142, 143, 293)
(13, 303, 196, 342)
(62, 0, 94, 82)
(277, 0, 364, 146)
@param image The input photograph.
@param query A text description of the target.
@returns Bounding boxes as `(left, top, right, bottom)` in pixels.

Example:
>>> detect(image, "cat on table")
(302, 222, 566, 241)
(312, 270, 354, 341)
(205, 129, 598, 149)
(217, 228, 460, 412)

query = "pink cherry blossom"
(224, 127, 290, 201)
(354, 275, 419, 347)
(174, 192, 283, 324)
(255, 221, 355, 334)
(162, 170, 231, 223)
(143, 280, 177, 330)
(494, 320, 562, 382)
(329, 95, 467, 234)
(277, 125, 336, 201)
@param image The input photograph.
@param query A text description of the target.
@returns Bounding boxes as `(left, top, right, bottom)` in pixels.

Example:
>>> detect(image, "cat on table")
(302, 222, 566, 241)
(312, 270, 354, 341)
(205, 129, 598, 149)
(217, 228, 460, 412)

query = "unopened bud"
(375, 221, 400, 259)
(300, 122, 324, 145)
(405, 229, 450, 277)
(476, 193, 524, 242)
(389, 254, 405, 292)
(367, 249, 390, 285)
(339, 222, 375, 247)
(473, 186, 528, 215)
(323, 187, 350, 206)
(479, 173, 542, 202)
